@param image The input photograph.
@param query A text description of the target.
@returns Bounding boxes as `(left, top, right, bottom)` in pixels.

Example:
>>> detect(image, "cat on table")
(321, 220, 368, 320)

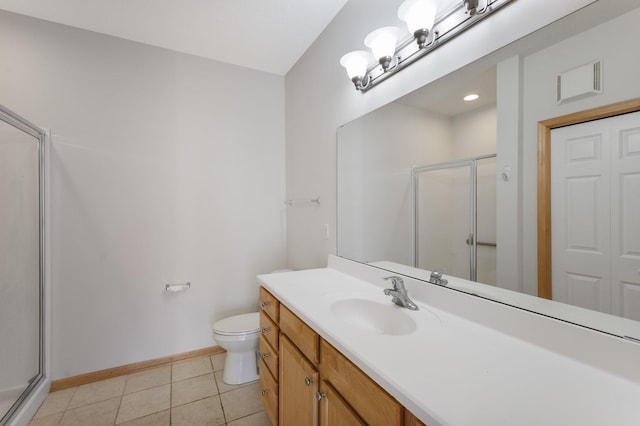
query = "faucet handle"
(430, 271, 448, 285)
(384, 275, 405, 290)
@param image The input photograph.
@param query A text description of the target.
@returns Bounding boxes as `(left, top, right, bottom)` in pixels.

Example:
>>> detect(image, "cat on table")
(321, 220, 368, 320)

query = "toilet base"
(222, 350, 259, 385)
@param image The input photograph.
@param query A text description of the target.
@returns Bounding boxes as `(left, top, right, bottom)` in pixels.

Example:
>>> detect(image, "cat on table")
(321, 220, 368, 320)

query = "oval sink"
(330, 298, 417, 336)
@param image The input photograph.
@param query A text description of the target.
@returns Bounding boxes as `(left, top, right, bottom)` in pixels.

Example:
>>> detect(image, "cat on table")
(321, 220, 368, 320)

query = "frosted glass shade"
(398, 0, 439, 35)
(364, 27, 403, 62)
(340, 51, 372, 80)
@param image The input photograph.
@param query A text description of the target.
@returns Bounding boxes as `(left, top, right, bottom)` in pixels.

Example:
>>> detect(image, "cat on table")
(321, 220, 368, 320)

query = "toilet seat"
(212, 312, 260, 336)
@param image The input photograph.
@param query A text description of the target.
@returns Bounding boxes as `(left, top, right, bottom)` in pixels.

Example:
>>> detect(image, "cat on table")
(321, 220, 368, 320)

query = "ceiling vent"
(556, 60, 602, 104)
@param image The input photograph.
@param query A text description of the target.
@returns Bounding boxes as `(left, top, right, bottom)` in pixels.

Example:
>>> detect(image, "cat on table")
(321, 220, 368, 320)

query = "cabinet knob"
(315, 391, 326, 401)
(261, 327, 270, 334)
(260, 301, 268, 308)
(261, 389, 269, 396)
(304, 377, 314, 386)
(261, 352, 269, 360)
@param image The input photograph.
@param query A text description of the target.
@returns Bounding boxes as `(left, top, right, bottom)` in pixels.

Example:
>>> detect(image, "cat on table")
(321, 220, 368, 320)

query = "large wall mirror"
(337, 0, 640, 340)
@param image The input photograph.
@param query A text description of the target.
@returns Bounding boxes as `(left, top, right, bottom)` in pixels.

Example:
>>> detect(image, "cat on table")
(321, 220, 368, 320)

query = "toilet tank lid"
(212, 312, 260, 334)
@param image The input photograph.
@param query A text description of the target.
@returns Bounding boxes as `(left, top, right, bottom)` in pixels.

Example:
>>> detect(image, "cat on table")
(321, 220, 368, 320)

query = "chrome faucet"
(383, 276, 419, 310)
(428, 271, 448, 286)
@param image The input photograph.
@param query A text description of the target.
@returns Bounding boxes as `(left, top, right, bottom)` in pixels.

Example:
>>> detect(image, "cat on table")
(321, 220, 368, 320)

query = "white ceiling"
(0, 0, 347, 75)
(396, 65, 496, 117)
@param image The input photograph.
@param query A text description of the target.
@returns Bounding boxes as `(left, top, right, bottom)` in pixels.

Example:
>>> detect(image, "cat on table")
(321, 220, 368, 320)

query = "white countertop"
(258, 257, 640, 426)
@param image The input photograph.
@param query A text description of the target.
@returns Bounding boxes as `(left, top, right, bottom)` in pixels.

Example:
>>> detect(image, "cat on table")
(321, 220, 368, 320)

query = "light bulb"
(340, 51, 371, 79)
(340, 51, 373, 89)
(398, 0, 439, 41)
(364, 27, 403, 69)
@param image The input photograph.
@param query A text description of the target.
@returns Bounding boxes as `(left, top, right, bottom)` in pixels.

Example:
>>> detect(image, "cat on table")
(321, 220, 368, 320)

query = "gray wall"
(337, 103, 453, 265)
(0, 11, 286, 379)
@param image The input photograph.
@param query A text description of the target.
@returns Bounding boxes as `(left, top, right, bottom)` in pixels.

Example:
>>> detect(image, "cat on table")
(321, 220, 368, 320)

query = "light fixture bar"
(358, 0, 515, 93)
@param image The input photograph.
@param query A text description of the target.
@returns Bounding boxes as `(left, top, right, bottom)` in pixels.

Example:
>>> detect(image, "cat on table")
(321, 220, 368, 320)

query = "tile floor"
(28, 353, 271, 426)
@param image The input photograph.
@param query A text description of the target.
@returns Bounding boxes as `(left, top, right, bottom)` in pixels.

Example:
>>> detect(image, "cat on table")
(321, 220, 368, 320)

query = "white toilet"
(212, 312, 261, 385)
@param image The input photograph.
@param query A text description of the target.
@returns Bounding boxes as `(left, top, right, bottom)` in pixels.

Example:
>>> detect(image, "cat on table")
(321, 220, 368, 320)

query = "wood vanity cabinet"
(318, 380, 365, 426)
(280, 305, 319, 364)
(259, 286, 280, 323)
(280, 335, 319, 425)
(319, 339, 402, 425)
(258, 286, 426, 426)
(259, 287, 280, 425)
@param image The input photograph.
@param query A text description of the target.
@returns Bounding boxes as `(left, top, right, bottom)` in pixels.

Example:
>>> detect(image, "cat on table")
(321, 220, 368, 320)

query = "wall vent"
(556, 60, 602, 104)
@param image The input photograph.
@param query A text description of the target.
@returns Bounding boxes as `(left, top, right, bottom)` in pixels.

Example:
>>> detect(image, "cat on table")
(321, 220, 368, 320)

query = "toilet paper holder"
(165, 282, 191, 292)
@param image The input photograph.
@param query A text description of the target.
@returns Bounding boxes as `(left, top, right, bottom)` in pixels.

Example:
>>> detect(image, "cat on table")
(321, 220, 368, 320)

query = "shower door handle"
(467, 234, 497, 247)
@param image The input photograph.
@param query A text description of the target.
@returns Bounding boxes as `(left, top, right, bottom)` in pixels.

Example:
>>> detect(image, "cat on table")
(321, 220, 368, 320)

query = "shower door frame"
(0, 104, 47, 426)
(412, 154, 496, 282)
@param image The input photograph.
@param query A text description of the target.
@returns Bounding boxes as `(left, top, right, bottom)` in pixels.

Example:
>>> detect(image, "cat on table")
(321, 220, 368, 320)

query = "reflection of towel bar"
(465, 238, 496, 247)
(477, 242, 497, 247)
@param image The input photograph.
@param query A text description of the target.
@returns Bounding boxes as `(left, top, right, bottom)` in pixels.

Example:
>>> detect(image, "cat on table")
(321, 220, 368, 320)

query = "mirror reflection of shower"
(0, 105, 46, 426)
(336, 95, 497, 278)
(413, 155, 497, 284)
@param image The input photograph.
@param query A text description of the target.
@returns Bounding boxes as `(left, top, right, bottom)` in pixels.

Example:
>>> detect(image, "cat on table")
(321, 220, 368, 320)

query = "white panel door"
(551, 120, 611, 312)
(610, 111, 640, 321)
(551, 111, 640, 319)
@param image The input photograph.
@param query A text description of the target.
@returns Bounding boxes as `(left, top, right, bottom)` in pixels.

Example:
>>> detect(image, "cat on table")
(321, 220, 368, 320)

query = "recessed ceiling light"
(463, 93, 479, 102)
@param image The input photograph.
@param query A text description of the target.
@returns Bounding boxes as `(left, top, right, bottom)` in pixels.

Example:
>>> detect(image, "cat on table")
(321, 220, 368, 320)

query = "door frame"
(537, 98, 640, 299)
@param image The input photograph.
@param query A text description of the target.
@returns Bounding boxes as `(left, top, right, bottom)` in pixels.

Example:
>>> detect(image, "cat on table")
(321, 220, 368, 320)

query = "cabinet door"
(318, 380, 365, 426)
(319, 339, 403, 425)
(280, 305, 319, 364)
(259, 335, 278, 379)
(260, 310, 279, 350)
(280, 335, 319, 426)
(259, 359, 278, 426)
(259, 286, 280, 323)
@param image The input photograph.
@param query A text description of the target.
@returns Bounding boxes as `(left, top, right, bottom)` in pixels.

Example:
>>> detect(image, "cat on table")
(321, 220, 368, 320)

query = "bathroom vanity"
(257, 256, 640, 426)
(258, 286, 423, 426)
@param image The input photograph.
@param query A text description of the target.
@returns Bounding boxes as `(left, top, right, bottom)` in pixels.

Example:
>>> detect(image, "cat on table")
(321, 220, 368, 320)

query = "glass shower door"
(0, 106, 44, 425)
(476, 156, 497, 285)
(414, 161, 474, 280)
(413, 155, 496, 284)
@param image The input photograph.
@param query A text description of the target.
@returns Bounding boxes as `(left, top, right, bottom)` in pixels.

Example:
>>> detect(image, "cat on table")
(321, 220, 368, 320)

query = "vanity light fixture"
(339, 51, 373, 90)
(463, 93, 480, 101)
(463, 0, 481, 15)
(398, 0, 439, 48)
(364, 26, 403, 71)
(340, 0, 515, 93)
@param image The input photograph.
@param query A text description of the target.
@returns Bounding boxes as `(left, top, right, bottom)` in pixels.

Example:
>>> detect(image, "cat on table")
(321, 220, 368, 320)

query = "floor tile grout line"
(62, 386, 77, 416)
(169, 360, 174, 426)
(37, 385, 76, 424)
(219, 393, 228, 426)
(113, 374, 127, 425)
(211, 355, 233, 425)
(209, 355, 229, 425)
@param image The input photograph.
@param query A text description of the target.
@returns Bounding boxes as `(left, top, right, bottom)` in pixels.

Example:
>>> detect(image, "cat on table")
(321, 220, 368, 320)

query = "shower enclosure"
(413, 155, 496, 285)
(0, 105, 47, 426)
